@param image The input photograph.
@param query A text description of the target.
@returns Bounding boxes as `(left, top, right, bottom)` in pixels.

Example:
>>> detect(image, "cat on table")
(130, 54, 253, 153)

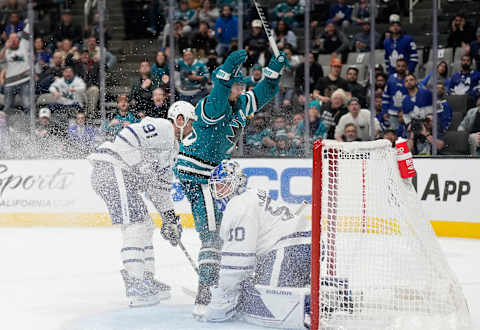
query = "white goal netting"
(311, 139, 471, 330)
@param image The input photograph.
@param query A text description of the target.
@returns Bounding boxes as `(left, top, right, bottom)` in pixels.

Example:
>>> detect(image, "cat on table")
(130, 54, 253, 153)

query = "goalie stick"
(250, 0, 280, 58)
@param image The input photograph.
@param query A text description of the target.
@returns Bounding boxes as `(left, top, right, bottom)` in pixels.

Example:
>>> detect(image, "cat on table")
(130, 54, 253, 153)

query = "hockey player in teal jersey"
(173, 49, 287, 317)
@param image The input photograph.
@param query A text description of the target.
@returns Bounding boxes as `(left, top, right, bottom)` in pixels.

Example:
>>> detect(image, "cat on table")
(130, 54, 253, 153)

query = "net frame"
(310, 139, 471, 330)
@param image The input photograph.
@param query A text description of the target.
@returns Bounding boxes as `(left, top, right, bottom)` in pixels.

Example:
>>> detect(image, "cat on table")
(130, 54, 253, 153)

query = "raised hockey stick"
(250, 0, 280, 58)
(178, 240, 199, 274)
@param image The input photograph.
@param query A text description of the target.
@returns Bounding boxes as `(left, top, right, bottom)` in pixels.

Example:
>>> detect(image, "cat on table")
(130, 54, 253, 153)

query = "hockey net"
(310, 139, 471, 330)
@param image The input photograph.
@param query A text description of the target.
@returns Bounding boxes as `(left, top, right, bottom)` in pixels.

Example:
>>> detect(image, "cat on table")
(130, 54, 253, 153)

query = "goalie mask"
(167, 101, 197, 140)
(209, 160, 247, 201)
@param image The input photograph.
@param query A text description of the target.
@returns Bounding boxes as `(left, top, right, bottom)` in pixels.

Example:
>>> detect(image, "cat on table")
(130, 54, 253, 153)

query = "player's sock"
(143, 218, 155, 275)
(121, 223, 147, 279)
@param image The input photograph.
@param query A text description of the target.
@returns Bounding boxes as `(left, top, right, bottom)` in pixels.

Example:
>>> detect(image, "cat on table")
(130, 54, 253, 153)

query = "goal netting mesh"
(311, 139, 471, 330)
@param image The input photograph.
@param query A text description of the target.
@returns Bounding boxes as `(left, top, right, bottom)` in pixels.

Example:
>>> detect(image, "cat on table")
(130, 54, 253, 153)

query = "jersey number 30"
(143, 124, 158, 139)
(227, 227, 245, 242)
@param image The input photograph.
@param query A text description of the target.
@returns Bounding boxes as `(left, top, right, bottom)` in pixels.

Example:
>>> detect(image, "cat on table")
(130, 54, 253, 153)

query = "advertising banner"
(0, 158, 478, 238)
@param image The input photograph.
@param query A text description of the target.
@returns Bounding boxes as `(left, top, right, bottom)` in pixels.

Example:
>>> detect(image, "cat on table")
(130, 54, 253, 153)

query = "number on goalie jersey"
(206, 188, 311, 329)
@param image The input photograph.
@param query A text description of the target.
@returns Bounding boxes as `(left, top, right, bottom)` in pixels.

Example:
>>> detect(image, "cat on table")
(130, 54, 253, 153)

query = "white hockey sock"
(144, 218, 155, 275)
(121, 222, 147, 279)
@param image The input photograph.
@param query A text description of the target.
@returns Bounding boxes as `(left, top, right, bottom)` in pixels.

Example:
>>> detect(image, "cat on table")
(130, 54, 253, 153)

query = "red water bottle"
(395, 138, 417, 178)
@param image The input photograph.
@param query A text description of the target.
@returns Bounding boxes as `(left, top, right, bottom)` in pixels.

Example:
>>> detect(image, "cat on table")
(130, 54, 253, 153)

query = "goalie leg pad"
(238, 282, 310, 329)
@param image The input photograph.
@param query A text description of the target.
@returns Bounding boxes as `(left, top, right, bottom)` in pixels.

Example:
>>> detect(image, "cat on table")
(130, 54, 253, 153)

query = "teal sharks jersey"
(175, 75, 279, 183)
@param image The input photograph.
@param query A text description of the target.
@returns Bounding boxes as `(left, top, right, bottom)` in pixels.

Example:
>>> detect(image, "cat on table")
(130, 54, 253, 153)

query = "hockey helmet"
(209, 160, 247, 200)
(167, 101, 197, 139)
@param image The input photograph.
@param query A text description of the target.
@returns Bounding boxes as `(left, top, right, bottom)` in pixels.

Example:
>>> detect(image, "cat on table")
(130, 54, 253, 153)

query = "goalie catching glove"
(215, 49, 247, 87)
(263, 51, 289, 80)
(160, 210, 182, 246)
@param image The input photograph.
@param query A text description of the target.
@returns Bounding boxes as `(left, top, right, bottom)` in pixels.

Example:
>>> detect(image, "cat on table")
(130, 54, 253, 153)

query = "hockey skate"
(192, 283, 212, 320)
(144, 271, 171, 301)
(120, 269, 161, 308)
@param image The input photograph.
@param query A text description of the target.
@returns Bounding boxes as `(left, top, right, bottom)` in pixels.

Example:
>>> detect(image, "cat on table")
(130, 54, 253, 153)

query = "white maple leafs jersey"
(88, 117, 178, 211)
(216, 189, 311, 295)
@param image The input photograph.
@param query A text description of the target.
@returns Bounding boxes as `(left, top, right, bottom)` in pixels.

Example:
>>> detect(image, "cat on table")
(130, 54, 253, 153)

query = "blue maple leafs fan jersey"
(384, 34, 419, 75)
(448, 70, 480, 97)
(174, 68, 279, 184)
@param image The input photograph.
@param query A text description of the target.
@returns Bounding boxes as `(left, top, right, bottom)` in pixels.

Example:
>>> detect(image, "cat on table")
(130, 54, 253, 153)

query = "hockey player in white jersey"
(202, 160, 312, 329)
(88, 101, 197, 307)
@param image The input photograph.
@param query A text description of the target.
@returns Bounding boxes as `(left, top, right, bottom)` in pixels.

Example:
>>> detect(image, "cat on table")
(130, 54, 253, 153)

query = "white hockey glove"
(160, 210, 182, 246)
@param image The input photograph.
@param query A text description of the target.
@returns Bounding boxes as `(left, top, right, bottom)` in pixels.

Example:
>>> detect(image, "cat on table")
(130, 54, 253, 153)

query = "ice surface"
(0, 228, 478, 330)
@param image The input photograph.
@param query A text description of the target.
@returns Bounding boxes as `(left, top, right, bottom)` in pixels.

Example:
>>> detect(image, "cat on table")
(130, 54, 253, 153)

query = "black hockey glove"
(160, 210, 182, 246)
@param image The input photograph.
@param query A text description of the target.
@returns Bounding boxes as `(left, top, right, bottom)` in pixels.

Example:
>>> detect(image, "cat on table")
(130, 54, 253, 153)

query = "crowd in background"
(1, 0, 480, 159)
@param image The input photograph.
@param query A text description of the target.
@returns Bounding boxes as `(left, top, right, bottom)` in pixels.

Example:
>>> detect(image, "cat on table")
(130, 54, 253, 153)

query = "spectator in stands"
(288, 112, 304, 140)
(294, 52, 324, 98)
(37, 51, 64, 94)
(262, 114, 291, 150)
(381, 58, 408, 130)
(313, 57, 348, 103)
(86, 36, 117, 70)
(408, 114, 445, 155)
(0, 32, 31, 119)
(273, 20, 297, 50)
(436, 83, 453, 134)
(192, 21, 217, 58)
(245, 112, 272, 156)
(47, 66, 87, 128)
(54, 9, 82, 48)
(321, 88, 348, 138)
(273, 0, 304, 28)
(206, 49, 219, 74)
(341, 123, 361, 142)
(175, 0, 197, 33)
(401, 73, 433, 126)
(177, 48, 209, 104)
(277, 45, 299, 106)
(243, 64, 263, 91)
(130, 60, 164, 115)
(313, 22, 348, 57)
(34, 37, 51, 75)
(457, 95, 480, 155)
(1, 11, 23, 41)
(351, 0, 371, 25)
(448, 55, 480, 106)
(469, 27, 480, 72)
(420, 61, 450, 91)
(335, 97, 380, 141)
(105, 94, 138, 137)
(152, 51, 169, 79)
(328, 0, 351, 28)
(352, 19, 380, 52)
(85, 13, 111, 46)
(67, 111, 96, 157)
(0, 0, 25, 32)
(447, 14, 475, 50)
(375, 63, 385, 76)
(215, 5, 238, 57)
(33, 107, 65, 158)
(58, 38, 78, 65)
(384, 14, 418, 75)
(69, 49, 100, 119)
(244, 20, 268, 69)
(198, 0, 220, 28)
(270, 131, 297, 157)
(148, 87, 169, 118)
(383, 129, 397, 147)
(0, 111, 11, 158)
(345, 66, 367, 107)
(293, 102, 327, 150)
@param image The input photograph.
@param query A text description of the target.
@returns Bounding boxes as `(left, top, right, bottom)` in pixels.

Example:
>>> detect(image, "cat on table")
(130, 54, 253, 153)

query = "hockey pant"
(239, 281, 310, 329)
(180, 180, 222, 286)
(91, 161, 156, 279)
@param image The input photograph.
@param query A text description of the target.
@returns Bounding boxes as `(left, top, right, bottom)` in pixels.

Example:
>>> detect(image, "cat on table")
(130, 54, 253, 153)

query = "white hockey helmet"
(209, 160, 247, 200)
(167, 101, 197, 138)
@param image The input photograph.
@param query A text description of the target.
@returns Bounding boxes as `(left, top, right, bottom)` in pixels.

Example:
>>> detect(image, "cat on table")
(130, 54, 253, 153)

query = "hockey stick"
(178, 240, 199, 274)
(250, 0, 280, 58)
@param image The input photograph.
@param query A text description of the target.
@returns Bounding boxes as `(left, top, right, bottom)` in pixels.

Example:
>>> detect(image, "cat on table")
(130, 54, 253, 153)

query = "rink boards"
(0, 158, 479, 238)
